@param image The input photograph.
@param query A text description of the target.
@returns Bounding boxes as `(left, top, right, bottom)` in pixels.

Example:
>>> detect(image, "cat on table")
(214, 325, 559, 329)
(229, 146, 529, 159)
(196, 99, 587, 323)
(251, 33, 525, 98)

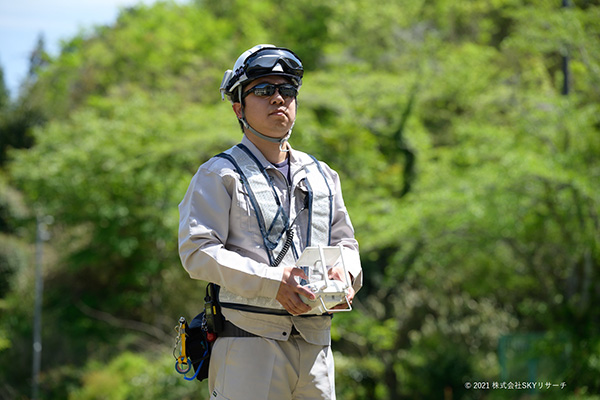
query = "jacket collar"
(240, 135, 310, 186)
(241, 134, 301, 168)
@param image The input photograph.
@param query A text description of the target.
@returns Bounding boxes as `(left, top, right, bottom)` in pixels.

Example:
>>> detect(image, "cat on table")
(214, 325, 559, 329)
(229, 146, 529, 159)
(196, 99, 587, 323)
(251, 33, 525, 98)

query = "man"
(178, 44, 362, 400)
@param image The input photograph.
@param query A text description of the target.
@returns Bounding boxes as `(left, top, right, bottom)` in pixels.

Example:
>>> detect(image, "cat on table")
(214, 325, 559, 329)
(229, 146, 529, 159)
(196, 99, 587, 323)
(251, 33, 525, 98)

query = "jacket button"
(282, 332, 288, 336)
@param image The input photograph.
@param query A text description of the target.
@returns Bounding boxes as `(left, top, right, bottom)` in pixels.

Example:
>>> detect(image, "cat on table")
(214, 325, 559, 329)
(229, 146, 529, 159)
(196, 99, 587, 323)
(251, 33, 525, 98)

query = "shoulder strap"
(305, 155, 333, 246)
(214, 146, 336, 316)
(216, 144, 289, 266)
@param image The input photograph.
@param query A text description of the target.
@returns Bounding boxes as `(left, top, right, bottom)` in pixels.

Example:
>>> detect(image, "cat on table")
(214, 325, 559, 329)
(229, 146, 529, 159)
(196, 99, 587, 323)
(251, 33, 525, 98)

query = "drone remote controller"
(296, 245, 352, 314)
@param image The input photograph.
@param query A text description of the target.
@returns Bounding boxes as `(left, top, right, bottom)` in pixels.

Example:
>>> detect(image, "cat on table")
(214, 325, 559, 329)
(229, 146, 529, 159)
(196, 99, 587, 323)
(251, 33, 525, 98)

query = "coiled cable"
(272, 228, 294, 267)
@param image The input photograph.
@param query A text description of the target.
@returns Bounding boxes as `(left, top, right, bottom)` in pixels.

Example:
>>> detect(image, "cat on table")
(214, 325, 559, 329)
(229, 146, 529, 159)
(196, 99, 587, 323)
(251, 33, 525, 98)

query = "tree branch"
(77, 301, 172, 343)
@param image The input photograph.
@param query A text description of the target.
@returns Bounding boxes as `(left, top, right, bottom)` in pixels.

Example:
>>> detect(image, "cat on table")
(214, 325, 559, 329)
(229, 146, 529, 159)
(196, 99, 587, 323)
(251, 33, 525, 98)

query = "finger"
(297, 285, 316, 300)
(327, 268, 339, 280)
(285, 295, 312, 315)
(345, 287, 355, 302)
(328, 266, 348, 283)
(290, 267, 309, 282)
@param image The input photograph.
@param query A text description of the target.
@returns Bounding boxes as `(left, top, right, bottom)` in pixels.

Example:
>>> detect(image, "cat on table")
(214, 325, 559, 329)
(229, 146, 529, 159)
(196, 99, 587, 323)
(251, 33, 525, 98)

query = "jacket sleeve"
(178, 164, 283, 299)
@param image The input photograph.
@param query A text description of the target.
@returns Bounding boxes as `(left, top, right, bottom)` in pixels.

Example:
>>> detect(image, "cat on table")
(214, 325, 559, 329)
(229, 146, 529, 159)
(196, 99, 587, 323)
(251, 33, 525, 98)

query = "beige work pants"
(208, 335, 336, 400)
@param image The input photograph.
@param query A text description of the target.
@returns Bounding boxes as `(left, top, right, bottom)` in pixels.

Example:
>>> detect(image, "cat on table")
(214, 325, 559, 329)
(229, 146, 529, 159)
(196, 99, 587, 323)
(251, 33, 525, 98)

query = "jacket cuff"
(261, 266, 285, 299)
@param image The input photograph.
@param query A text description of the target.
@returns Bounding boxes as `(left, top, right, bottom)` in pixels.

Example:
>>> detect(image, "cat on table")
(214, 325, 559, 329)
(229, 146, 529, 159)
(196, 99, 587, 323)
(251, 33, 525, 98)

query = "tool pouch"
(185, 312, 211, 381)
(185, 283, 224, 381)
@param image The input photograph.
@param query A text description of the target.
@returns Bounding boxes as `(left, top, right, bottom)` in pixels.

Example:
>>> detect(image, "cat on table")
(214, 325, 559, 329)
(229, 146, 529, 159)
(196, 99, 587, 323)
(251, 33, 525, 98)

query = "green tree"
(0, 65, 8, 109)
(1, 1, 599, 399)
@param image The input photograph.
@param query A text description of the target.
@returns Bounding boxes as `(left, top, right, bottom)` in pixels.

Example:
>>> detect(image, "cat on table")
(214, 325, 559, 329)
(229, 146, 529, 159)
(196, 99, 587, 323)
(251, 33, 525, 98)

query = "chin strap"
(241, 114, 293, 152)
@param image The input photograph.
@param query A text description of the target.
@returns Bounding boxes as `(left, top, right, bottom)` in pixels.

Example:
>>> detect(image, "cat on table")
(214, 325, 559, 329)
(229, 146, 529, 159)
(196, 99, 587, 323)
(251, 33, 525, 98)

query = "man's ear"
(232, 102, 243, 119)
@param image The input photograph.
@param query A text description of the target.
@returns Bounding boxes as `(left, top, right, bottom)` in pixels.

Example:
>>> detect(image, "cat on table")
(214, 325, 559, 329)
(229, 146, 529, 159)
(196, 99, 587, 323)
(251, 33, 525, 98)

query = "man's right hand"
(276, 266, 315, 315)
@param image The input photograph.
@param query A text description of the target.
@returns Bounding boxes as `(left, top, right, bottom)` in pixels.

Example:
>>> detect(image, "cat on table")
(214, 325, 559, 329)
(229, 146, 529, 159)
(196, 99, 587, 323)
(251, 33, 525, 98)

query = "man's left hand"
(327, 266, 354, 310)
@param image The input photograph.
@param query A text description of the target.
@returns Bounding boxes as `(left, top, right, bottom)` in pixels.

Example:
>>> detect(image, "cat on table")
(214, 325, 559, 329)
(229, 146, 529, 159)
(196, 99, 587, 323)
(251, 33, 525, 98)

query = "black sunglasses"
(242, 83, 299, 99)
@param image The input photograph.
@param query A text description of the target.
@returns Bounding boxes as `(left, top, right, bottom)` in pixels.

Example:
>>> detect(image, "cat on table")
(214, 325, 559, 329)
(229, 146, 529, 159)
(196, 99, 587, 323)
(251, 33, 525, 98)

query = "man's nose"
(270, 89, 285, 104)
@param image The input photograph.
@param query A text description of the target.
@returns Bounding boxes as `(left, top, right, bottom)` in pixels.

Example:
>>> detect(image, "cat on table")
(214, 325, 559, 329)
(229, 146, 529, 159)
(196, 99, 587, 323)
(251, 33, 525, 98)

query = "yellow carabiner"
(175, 317, 192, 374)
(179, 317, 187, 360)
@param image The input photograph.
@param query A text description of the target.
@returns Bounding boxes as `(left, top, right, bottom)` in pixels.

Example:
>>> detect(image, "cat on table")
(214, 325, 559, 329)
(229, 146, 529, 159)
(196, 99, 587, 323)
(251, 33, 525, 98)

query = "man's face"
(233, 75, 297, 140)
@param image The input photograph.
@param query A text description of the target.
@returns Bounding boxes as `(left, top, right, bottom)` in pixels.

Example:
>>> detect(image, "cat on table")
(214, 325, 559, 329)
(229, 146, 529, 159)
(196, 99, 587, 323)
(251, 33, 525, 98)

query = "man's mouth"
(270, 109, 287, 116)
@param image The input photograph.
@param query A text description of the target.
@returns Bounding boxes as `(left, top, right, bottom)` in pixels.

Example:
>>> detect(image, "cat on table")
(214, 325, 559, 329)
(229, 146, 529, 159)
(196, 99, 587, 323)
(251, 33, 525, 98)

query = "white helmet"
(220, 45, 304, 149)
(220, 44, 304, 103)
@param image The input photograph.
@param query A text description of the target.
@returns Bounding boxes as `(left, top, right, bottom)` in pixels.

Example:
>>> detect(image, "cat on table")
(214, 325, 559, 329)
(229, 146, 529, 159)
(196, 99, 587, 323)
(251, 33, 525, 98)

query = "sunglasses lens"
(278, 85, 298, 97)
(251, 83, 276, 97)
(244, 83, 298, 99)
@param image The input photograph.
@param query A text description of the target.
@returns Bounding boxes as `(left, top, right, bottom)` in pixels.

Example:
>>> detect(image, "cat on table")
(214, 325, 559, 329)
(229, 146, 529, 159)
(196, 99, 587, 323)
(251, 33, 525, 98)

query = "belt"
(220, 320, 258, 338)
(219, 320, 301, 338)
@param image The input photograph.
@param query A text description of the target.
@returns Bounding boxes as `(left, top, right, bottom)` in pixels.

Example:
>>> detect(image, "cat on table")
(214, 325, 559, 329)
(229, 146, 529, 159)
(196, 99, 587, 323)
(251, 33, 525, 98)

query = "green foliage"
(0, 88, 44, 167)
(27, 2, 237, 118)
(0, 66, 8, 109)
(67, 351, 204, 400)
(8, 85, 238, 349)
(1, 0, 599, 399)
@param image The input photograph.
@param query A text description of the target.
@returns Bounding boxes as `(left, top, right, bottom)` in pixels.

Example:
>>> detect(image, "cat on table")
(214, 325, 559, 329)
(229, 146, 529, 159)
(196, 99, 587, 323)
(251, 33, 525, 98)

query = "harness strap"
(219, 302, 290, 316)
(216, 144, 290, 266)
(214, 143, 334, 315)
(306, 155, 333, 246)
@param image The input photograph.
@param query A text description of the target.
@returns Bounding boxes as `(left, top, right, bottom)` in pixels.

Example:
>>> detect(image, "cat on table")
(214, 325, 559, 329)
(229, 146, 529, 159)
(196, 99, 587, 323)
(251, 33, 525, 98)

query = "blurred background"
(0, 0, 598, 399)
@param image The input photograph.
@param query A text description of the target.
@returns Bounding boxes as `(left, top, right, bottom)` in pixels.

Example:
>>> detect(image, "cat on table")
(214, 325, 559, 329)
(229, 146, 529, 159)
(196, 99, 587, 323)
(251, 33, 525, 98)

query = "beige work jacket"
(178, 136, 362, 345)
